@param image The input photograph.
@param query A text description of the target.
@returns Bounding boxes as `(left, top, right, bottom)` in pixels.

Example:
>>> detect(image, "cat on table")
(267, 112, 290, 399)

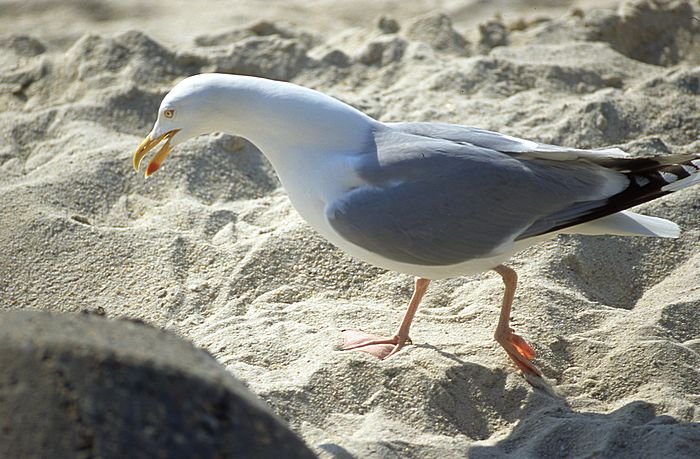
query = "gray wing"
(387, 122, 630, 160)
(388, 122, 699, 236)
(325, 126, 629, 266)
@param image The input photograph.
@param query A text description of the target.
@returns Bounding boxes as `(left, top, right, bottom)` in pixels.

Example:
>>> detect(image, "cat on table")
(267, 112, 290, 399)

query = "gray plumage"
(326, 122, 699, 266)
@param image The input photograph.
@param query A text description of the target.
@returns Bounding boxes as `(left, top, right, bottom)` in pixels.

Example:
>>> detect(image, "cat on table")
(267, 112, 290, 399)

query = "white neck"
(190, 75, 379, 232)
(202, 75, 378, 166)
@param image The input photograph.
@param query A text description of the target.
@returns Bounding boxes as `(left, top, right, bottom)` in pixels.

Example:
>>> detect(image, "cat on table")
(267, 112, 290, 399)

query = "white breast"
(267, 147, 360, 239)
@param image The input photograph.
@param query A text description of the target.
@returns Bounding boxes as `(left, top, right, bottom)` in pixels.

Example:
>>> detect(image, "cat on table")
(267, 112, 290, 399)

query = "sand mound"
(1, 0, 698, 457)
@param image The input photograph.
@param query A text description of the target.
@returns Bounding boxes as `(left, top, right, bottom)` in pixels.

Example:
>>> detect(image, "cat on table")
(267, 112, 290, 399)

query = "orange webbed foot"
(341, 329, 411, 360)
(496, 328, 542, 377)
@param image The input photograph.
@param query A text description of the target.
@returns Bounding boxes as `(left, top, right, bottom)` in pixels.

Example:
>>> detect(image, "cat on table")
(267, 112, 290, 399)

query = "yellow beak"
(132, 129, 179, 178)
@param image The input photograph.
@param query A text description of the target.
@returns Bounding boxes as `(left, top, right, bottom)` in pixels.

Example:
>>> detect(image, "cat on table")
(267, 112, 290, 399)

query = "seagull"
(133, 73, 699, 377)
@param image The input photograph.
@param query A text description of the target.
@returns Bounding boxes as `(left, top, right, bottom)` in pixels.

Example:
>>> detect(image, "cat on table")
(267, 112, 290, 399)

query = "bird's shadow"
(467, 398, 699, 459)
(319, 342, 698, 458)
(413, 343, 698, 458)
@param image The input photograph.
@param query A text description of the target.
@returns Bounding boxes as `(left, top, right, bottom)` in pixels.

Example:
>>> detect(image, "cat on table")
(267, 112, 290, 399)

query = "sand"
(1, 0, 699, 457)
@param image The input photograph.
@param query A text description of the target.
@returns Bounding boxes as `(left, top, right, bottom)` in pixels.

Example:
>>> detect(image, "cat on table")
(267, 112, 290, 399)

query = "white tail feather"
(564, 211, 680, 238)
(661, 170, 700, 192)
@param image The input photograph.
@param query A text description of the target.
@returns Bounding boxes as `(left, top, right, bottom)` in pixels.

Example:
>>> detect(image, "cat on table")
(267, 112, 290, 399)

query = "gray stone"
(0, 309, 316, 459)
(404, 13, 469, 56)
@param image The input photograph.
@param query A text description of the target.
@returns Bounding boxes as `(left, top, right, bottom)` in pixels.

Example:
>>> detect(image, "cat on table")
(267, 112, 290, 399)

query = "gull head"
(132, 74, 230, 178)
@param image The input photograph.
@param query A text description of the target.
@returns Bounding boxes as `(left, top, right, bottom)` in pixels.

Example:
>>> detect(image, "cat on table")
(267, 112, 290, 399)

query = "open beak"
(132, 129, 180, 178)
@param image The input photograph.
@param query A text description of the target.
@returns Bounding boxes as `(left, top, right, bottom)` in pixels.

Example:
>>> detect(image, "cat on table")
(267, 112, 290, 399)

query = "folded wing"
(325, 123, 699, 267)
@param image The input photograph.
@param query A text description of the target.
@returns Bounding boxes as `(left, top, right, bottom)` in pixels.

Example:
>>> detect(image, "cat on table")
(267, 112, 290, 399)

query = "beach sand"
(1, 0, 699, 457)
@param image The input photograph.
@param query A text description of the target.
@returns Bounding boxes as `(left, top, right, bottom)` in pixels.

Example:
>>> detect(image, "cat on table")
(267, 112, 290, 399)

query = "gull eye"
(163, 108, 175, 119)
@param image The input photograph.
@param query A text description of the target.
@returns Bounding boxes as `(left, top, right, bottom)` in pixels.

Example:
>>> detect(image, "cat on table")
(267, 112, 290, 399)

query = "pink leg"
(493, 265, 542, 377)
(342, 277, 430, 359)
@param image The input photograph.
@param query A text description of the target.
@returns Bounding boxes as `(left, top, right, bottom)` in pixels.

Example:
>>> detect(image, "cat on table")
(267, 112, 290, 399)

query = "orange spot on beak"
(132, 129, 179, 178)
(146, 161, 161, 177)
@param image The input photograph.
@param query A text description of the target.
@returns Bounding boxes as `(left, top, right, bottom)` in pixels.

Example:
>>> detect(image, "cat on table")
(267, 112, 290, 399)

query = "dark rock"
(377, 16, 400, 34)
(358, 36, 407, 66)
(404, 13, 470, 56)
(0, 309, 316, 459)
(478, 18, 509, 52)
(321, 49, 351, 67)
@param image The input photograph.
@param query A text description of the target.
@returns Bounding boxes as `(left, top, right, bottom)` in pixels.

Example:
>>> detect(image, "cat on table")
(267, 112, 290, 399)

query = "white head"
(132, 73, 376, 178)
(132, 74, 234, 177)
